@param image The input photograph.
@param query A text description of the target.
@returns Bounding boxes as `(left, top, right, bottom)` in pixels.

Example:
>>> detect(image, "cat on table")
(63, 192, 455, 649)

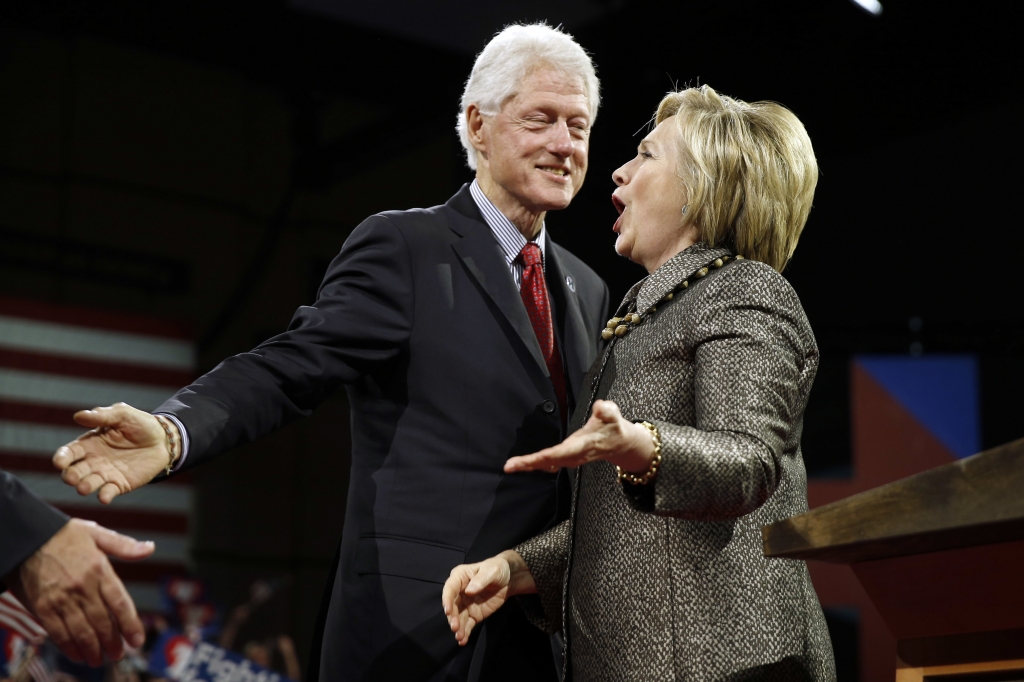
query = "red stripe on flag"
(0, 400, 77, 428)
(0, 450, 194, 485)
(0, 593, 46, 643)
(0, 452, 60, 474)
(110, 561, 189, 582)
(0, 296, 192, 340)
(0, 610, 44, 642)
(53, 505, 189, 534)
(0, 348, 194, 388)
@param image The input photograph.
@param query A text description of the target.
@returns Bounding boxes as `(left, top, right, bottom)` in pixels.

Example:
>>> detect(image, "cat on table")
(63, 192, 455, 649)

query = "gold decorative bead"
(713, 258, 724, 268)
(663, 292, 673, 301)
(649, 306, 657, 313)
(614, 325, 628, 337)
(735, 254, 744, 260)
(607, 317, 622, 329)
(629, 313, 641, 324)
(695, 267, 708, 278)
(681, 280, 689, 289)
(601, 328, 614, 340)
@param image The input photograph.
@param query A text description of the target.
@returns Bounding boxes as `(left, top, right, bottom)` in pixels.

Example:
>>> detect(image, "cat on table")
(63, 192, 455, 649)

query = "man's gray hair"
(457, 23, 601, 170)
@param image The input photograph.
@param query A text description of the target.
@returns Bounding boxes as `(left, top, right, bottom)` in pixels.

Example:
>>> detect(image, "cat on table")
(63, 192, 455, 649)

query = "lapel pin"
(565, 275, 576, 292)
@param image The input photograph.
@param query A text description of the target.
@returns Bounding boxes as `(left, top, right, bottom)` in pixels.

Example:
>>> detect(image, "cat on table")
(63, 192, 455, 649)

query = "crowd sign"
(150, 631, 294, 682)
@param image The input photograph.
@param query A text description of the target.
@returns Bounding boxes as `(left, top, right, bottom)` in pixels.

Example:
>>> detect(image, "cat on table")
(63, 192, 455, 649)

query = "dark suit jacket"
(157, 185, 609, 681)
(1, 471, 70, 587)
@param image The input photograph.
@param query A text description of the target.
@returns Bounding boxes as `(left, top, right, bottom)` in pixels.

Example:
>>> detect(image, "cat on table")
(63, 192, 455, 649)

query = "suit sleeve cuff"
(154, 413, 190, 472)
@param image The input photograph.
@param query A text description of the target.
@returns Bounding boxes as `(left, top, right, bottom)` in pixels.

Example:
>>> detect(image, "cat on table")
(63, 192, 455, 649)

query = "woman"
(442, 85, 836, 681)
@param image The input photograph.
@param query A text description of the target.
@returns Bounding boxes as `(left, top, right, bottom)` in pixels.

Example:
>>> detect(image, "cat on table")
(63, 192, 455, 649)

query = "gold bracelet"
(154, 415, 180, 476)
(616, 421, 662, 486)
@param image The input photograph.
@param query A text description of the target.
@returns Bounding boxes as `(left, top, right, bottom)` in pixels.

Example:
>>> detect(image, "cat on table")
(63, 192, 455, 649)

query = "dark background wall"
(1, 0, 1021, 678)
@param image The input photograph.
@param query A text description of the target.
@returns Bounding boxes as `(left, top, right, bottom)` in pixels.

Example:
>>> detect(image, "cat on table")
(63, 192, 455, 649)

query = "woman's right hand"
(442, 550, 536, 646)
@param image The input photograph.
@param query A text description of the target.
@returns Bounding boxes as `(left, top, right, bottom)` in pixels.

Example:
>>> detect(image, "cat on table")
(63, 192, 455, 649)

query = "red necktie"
(519, 243, 567, 423)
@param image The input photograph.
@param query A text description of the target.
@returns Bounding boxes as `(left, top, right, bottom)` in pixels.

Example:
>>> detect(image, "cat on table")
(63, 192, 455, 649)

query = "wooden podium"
(762, 438, 1024, 681)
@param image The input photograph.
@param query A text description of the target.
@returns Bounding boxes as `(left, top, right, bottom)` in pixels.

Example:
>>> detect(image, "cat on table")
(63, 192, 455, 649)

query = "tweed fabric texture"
(516, 243, 836, 681)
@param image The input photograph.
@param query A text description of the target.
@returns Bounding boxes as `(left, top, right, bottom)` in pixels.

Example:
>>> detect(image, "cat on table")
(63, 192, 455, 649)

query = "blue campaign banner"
(857, 354, 980, 458)
(149, 631, 294, 682)
(149, 630, 197, 680)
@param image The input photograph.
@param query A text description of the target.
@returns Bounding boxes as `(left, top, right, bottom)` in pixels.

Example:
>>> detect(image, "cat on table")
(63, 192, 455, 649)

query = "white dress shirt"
(469, 179, 547, 288)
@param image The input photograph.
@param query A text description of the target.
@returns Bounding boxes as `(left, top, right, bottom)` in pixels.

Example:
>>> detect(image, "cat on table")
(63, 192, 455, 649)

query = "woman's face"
(611, 117, 699, 273)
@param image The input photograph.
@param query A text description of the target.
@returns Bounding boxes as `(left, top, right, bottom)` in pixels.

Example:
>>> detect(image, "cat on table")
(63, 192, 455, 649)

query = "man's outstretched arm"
(51, 214, 414, 500)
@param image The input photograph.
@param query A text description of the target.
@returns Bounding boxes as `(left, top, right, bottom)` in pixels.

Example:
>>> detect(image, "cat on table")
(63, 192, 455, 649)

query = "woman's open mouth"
(612, 194, 625, 232)
(612, 194, 625, 215)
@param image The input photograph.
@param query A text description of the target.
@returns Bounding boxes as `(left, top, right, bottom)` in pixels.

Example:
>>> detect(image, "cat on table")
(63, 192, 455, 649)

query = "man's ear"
(466, 104, 488, 159)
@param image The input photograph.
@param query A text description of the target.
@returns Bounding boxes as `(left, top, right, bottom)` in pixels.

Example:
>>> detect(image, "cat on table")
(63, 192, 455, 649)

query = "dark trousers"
(313, 569, 559, 682)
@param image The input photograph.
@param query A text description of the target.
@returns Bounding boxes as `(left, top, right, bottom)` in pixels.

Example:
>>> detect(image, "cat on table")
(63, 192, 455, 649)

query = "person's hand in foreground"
(4, 519, 155, 665)
(442, 550, 536, 645)
(52, 403, 173, 504)
(504, 399, 655, 474)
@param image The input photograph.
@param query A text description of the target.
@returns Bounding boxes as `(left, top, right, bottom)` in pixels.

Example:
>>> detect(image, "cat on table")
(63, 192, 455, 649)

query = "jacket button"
(542, 400, 556, 414)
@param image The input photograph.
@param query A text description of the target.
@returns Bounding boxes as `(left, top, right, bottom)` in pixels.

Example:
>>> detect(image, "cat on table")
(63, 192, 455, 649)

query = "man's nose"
(547, 120, 574, 157)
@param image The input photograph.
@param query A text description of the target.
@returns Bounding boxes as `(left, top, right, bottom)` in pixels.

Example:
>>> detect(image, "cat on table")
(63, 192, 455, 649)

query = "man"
(1, 471, 154, 667)
(51, 23, 608, 681)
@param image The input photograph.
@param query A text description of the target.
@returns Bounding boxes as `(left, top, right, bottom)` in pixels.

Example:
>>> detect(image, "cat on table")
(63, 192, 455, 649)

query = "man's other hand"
(5, 519, 155, 666)
(52, 403, 171, 504)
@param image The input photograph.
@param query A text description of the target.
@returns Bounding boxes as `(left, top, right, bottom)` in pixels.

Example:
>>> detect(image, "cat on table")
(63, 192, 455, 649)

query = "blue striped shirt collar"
(469, 179, 547, 266)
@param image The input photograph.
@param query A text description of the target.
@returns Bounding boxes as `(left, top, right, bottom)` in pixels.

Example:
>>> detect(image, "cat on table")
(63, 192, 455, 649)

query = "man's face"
(478, 66, 591, 214)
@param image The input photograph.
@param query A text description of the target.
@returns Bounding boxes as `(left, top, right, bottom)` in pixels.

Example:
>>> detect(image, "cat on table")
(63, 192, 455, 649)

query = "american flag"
(0, 593, 46, 644)
(0, 296, 194, 612)
(1, 590, 53, 682)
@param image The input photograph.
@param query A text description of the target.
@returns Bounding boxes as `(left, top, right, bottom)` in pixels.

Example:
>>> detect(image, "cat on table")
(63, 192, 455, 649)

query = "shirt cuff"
(153, 413, 190, 472)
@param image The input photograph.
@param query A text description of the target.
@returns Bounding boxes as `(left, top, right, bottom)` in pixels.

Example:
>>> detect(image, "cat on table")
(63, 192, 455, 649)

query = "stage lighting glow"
(851, 0, 883, 15)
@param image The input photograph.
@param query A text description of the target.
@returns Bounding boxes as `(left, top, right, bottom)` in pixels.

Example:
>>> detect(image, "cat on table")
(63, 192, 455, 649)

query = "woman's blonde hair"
(656, 85, 818, 272)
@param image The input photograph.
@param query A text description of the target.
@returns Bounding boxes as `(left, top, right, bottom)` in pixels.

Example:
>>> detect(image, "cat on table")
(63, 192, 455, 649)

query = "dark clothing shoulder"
(0, 471, 69, 584)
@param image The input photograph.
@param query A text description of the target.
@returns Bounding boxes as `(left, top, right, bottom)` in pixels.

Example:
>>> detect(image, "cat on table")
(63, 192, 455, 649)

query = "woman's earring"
(681, 204, 689, 215)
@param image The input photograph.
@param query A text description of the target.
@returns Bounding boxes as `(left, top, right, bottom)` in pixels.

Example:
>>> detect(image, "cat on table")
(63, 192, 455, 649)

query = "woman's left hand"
(505, 400, 655, 474)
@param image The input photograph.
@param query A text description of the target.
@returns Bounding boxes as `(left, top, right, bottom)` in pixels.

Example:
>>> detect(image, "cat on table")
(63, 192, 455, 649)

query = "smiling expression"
(611, 117, 699, 273)
(470, 66, 591, 228)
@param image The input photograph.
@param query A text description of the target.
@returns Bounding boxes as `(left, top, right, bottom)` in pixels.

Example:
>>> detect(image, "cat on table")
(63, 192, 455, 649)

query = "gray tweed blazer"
(516, 243, 836, 682)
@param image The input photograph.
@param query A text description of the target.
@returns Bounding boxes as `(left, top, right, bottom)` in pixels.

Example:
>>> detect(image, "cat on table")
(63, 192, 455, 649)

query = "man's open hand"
(52, 403, 171, 504)
(5, 519, 155, 665)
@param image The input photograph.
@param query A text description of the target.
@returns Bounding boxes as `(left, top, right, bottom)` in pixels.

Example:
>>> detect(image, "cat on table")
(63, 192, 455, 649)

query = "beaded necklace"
(600, 254, 742, 340)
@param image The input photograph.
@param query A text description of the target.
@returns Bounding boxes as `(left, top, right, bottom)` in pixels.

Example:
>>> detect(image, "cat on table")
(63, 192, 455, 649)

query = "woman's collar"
(633, 243, 733, 314)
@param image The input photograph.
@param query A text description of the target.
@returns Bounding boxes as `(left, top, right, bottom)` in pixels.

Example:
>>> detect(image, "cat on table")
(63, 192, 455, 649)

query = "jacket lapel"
(545, 243, 590, 408)
(446, 186, 549, 377)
